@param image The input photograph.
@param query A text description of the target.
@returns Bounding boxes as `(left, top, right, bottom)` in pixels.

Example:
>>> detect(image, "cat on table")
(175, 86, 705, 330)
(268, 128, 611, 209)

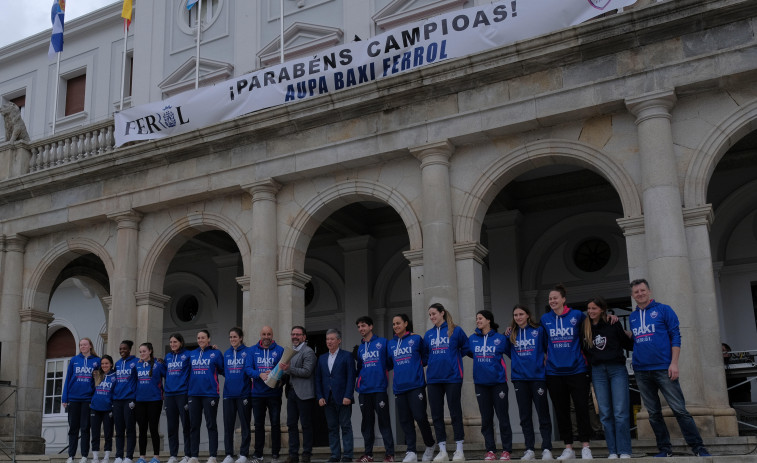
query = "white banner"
(115, 0, 637, 146)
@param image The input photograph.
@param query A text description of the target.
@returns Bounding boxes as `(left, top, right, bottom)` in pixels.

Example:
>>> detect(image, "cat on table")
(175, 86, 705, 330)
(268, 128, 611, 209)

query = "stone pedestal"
(0, 142, 32, 180)
(135, 291, 171, 349)
(402, 249, 426, 329)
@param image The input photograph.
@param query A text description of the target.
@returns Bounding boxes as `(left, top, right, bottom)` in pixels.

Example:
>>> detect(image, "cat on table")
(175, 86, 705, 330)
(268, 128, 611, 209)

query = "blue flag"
(48, 0, 65, 59)
(186, 0, 198, 10)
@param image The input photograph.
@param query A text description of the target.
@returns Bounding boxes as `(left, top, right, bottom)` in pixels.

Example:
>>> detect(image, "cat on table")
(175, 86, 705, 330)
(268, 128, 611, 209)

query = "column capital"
(683, 205, 714, 230)
(276, 269, 311, 289)
(616, 216, 645, 236)
(107, 210, 143, 229)
(410, 140, 454, 168)
(402, 249, 424, 267)
(454, 241, 489, 265)
(19, 308, 54, 324)
(101, 296, 113, 310)
(337, 235, 375, 252)
(134, 291, 171, 309)
(236, 275, 251, 291)
(625, 90, 677, 124)
(4, 233, 29, 253)
(244, 178, 282, 203)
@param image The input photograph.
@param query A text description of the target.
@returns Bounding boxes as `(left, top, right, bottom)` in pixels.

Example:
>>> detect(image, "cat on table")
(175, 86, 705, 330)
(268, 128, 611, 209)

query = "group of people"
(63, 278, 711, 463)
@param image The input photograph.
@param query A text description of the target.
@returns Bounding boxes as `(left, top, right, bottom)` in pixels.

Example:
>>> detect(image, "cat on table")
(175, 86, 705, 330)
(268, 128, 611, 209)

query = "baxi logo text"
(515, 338, 535, 348)
(474, 345, 496, 354)
(632, 324, 656, 337)
(549, 327, 573, 337)
(192, 358, 211, 367)
(123, 105, 190, 135)
(393, 346, 412, 356)
(430, 337, 449, 347)
(362, 350, 380, 360)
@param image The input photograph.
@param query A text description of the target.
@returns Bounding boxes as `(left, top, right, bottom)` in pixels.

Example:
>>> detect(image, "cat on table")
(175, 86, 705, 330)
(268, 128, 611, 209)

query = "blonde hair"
(582, 297, 608, 349)
(80, 337, 98, 358)
(509, 304, 539, 345)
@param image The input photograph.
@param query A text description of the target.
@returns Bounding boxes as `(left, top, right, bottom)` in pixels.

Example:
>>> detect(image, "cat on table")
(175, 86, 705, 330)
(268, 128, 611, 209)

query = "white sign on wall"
(114, 0, 638, 146)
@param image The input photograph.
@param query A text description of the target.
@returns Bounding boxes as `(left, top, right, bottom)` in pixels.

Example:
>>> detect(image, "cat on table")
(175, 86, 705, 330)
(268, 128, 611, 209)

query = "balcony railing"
(27, 119, 116, 173)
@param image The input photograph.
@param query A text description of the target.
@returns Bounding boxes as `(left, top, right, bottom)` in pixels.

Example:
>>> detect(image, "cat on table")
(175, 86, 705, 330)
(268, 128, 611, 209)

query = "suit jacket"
(286, 343, 316, 400)
(315, 348, 355, 404)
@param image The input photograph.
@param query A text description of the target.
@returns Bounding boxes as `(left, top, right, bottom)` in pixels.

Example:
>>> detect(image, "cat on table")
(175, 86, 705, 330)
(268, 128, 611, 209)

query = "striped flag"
(48, 0, 65, 59)
(187, 0, 198, 10)
(122, 0, 133, 30)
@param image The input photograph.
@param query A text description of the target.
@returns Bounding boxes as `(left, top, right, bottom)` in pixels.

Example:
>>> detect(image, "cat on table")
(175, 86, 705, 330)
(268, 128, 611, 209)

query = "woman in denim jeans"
(582, 297, 633, 459)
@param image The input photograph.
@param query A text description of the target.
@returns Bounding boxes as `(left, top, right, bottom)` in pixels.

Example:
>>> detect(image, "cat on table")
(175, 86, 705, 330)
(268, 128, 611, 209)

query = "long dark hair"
(140, 342, 156, 376)
(170, 333, 185, 352)
(94, 354, 114, 386)
(393, 313, 413, 333)
(476, 309, 499, 332)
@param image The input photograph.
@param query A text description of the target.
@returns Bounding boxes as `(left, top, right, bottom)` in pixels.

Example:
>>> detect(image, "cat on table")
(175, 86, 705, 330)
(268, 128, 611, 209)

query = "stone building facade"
(1, 0, 756, 454)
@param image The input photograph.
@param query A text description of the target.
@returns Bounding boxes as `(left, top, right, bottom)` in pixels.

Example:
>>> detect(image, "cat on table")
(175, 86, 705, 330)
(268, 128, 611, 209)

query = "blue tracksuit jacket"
(114, 355, 138, 401)
(629, 300, 681, 372)
(188, 347, 225, 397)
(540, 307, 587, 376)
(504, 325, 548, 381)
(466, 328, 508, 385)
(63, 353, 100, 403)
(387, 332, 426, 394)
(91, 371, 117, 412)
(224, 343, 251, 398)
(245, 341, 284, 398)
(423, 322, 469, 384)
(356, 335, 390, 393)
(136, 359, 166, 402)
(164, 349, 191, 396)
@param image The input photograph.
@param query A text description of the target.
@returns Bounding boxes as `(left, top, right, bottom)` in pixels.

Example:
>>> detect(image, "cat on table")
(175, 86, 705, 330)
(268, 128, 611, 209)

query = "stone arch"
(138, 211, 251, 293)
(684, 98, 757, 208)
(23, 238, 114, 313)
(371, 246, 411, 310)
(455, 139, 642, 244)
(710, 181, 757, 262)
(279, 179, 422, 271)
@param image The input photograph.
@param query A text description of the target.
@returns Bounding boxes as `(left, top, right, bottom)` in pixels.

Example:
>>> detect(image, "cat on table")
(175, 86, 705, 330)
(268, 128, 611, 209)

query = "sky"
(0, 0, 118, 49)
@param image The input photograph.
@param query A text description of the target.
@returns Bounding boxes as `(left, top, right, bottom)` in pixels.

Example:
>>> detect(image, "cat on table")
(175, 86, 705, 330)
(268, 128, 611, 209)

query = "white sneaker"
(167, 458, 178, 463)
(207, 458, 218, 463)
(556, 449, 575, 460)
(451, 450, 464, 462)
(541, 450, 553, 460)
(433, 452, 448, 462)
(271, 457, 280, 463)
(235, 457, 248, 463)
(581, 447, 592, 460)
(619, 456, 631, 459)
(104, 453, 111, 463)
(522, 450, 536, 461)
(81, 458, 89, 463)
(66, 458, 74, 463)
(422, 447, 435, 462)
(403, 452, 418, 463)
(607, 455, 617, 460)
(124, 458, 134, 463)
(222, 457, 234, 463)
(188, 459, 199, 463)
(93, 457, 101, 463)
(179, 458, 190, 463)
(114, 458, 123, 463)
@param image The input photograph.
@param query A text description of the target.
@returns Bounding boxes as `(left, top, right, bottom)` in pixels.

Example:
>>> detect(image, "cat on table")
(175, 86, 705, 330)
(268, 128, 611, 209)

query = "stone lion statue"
(1, 102, 30, 143)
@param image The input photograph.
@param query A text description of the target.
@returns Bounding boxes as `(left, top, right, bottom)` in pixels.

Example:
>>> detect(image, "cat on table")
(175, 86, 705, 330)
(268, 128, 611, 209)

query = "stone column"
(101, 296, 113, 354)
(484, 211, 522, 317)
(410, 141, 459, 314)
(338, 235, 375, 347)
(236, 276, 250, 330)
(244, 180, 281, 339)
(134, 291, 170, 351)
(16, 309, 54, 454)
(276, 270, 311, 337)
(683, 206, 737, 436)
(402, 249, 426, 330)
(107, 210, 142, 357)
(453, 242, 488, 441)
(0, 235, 28, 448)
(626, 90, 707, 435)
(213, 254, 242, 328)
(616, 216, 648, 282)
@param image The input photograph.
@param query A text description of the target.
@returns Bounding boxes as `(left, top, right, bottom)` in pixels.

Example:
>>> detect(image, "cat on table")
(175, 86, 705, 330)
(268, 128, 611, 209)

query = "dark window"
(573, 238, 611, 273)
(176, 294, 200, 322)
(9, 94, 25, 110)
(65, 74, 86, 116)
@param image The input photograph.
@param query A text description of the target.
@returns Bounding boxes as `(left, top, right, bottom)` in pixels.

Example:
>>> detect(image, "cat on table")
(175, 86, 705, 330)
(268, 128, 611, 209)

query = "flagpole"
(194, 0, 202, 89)
(52, 52, 61, 134)
(280, 0, 284, 64)
(119, 19, 128, 111)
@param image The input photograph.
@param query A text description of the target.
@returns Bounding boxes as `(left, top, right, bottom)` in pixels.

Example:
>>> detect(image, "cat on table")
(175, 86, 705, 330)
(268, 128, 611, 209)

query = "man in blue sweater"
(628, 279, 710, 458)
(354, 316, 395, 462)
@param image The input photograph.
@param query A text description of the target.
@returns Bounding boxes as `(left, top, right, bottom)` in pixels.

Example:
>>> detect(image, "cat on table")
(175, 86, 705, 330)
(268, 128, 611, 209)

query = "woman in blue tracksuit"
(222, 327, 251, 463)
(540, 284, 592, 460)
(465, 310, 512, 461)
(164, 333, 191, 463)
(387, 313, 435, 463)
(114, 341, 138, 463)
(188, 330, 225, 463)
(63, 337, 101, 463)
(504, 305, 552, 461)
(91, 355, 117, 463)
(422, 303, 468, 463)
(135, 342, 166, 463)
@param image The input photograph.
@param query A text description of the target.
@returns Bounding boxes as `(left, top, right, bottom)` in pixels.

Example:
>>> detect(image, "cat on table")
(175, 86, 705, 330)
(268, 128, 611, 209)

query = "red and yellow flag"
(121, 0, 133, 30)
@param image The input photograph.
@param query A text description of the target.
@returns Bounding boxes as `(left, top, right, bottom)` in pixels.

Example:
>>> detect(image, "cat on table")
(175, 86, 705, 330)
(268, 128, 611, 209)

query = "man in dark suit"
(315, 329, 356, 463)
(280, 326, 317, 463)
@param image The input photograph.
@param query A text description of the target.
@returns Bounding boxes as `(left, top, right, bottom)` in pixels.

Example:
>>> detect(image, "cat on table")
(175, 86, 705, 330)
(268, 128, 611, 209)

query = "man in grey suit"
(279, 326, 317, 463)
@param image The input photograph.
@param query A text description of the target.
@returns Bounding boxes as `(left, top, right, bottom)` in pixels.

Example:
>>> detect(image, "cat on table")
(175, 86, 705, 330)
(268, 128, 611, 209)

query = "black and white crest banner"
(114, 0, 637, 146)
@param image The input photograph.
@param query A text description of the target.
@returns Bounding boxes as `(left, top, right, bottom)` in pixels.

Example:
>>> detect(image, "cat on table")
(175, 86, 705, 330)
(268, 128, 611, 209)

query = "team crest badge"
(93, 362, 99, 368)
(273, 352, 278, 358)
(570, 317, 578, 326)
(163, 106, 178, 128)
(408, 339, 415, 346)
(650, 310, 658, 319)
(587, 0, 611, 9)
(180, 355, 186, 361)
(498, 391, 505, 399)
(379, 401, 386, 408)
(494, 338, 501, 345)
(593, 335, 607, 351)
(210, 353, 215, 358)
(241, 352, 247, 357)
(537, 387, 545, 396)
(376, 343, 382, 349)
(130, 362, 136, 368)
(418, 392, 424, 400)
(532, 330, 538, 337)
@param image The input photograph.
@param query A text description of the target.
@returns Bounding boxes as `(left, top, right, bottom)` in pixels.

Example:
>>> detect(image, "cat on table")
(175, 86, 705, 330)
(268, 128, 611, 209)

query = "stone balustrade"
(27, 119, 116, 173)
